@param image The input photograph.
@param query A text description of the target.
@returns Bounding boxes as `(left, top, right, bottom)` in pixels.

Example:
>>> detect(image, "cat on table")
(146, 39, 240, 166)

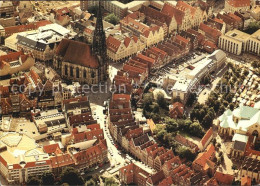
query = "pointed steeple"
(92, 1, 107, 63)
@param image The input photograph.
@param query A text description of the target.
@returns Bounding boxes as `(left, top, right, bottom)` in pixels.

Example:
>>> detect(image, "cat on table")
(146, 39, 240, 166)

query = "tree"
(252, 61, 260, 68)
(88, 5, 99, 17)
(151, 113, 160, 123)
(60, 167, 84, 185)
(154, 125, 167, 143)
(229, 103, 235, 111)
(212, 138, 217, 146)
(41, 171, 55, 185)
(178, 119, 191, 131)
(165, 118, 178, 132)
(143, 93, 153, 108)
(105, 177, 117, 186)
(189, 121, 204, 138)
(186, 93, 197, 107)
(201, 114, 212, 128)
(177, 146, 196, 161)
(157, 92, 167, 109)
(104, 13, 120, 25)
(27, 176, 40, 186)
(85, 179, 96, 186)
(245, 21, 260, 34)
(152, 103, 159, 113)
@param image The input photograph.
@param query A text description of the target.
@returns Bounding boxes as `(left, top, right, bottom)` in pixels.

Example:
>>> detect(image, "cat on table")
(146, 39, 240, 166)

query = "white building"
(16, 23, 76, 61)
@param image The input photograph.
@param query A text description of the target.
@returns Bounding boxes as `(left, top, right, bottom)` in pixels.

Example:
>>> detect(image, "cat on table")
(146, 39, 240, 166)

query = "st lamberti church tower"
(54, 1, 108, 84)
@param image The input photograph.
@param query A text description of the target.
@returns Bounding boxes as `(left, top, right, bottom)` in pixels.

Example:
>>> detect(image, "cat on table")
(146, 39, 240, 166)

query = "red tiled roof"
(227, 0, 250, 7)
(132, 35, 138, 43)
(87, 124, 100, 130)
(203, 40, 218, 52)
(124, 37, 131, 48)
(112, 94, 130, 102)
(204, 177, 219, 186)
(56, 39, 99, 68)
(84, 27, 94, 35)
(0, 155, 8, 168)
(215, 171, 234, 185)
(50, 153, 75, 168)
(120, 16, 149, 35)
(29, 69, 41, 85)
(169, 102, 184, 118)
(0, 51, 23, 67)
(13, 164, 22, 169)
(107, 35, 121, 53)
(147, 170, 165, 185)
(201, 127, 213, 147)
(175, 35, 189, 44)
(199, 23, 222, 40)
(125, 127, 143, 140)
(55, 7, 69, 15)
(1, 98, 12, 108)
(136, 53, 155, 65)
(140, 5, 172, 27)
(4, 20, 51, 36)
(69, 112, 93, 126)
(193, 144, 215, 170)
(164, 156, 181, 171)
(213, 18, 224, 24)
(158, 149, 175, 165)
(161, 3, 185, 25)
(158, 176, 173, 186)
(227, 12, 242, 22)
(177, 1, 197, 17)
(43, 144, 60, 154)
(241, 176, 251, 186)
(63, 96, 88, 105)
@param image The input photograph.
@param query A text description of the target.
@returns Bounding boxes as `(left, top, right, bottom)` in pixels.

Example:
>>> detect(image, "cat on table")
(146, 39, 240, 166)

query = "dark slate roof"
(64, 100, 90, 111)
(233, 141, 246, 151)
(45, 118, 66, 127)
(17, 34, 46, 51)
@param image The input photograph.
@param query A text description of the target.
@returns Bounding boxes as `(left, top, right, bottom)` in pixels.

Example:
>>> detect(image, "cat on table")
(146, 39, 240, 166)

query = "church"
(54, 2, 108, 84)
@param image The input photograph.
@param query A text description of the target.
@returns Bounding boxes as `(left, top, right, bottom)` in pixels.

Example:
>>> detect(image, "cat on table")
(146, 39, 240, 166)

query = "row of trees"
(27, 167, 118, 186)
(27, 167, 84, 185)
(165, 117, 205, 138)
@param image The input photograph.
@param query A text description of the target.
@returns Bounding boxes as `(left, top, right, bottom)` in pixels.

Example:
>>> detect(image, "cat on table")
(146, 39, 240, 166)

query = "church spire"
(92, 1, 107, 61)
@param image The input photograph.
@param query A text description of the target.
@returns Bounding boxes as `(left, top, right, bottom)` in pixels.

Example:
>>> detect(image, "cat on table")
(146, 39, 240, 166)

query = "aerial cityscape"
(0, 0, 259, 185)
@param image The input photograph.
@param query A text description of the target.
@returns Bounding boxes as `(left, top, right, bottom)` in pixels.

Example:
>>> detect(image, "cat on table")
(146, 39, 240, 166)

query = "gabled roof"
(106, 35, 121, 53)
(193, 144, 215, 170)
(176, 1, 197, 17)
(161, 3, 185, 25)
(56, 39, 99, 68)
(158, 176, 173, 186)
(215, 171, 234, 185)
(140, 5, 173, 27)
(4, 20, 51, 36)
(50, 153, 74, 168)
(43, 143, 60, 154)
(226, 0, 250, 7)
(200, 127, 213, 147)
(241, 176, 251, 186)
(147, 170, 165, 185)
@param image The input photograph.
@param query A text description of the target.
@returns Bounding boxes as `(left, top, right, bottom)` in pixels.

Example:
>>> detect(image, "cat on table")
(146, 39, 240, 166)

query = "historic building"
(225, 0, 251, 13)
(54, 2, 108, 84)
(0, 51, 35, 77)
(106, 34, 145, 62)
